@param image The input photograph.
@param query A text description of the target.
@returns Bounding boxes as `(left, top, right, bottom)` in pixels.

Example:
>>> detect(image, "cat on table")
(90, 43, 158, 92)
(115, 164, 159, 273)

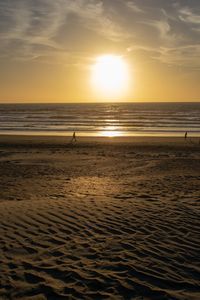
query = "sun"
(91, 54, 129, 99)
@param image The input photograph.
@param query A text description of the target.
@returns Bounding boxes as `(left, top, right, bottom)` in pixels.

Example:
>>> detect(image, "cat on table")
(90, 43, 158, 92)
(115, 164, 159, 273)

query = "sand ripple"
(0, 193, 200, 299)
(0, 143, 200, 299)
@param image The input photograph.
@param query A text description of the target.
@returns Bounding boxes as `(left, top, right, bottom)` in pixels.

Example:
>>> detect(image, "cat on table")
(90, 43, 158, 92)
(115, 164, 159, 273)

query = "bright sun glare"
(91, 55, 129, 99)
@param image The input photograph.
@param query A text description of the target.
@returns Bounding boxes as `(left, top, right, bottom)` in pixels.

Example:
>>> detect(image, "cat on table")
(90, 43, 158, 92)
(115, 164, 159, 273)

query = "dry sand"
(0, 136, 200, 300)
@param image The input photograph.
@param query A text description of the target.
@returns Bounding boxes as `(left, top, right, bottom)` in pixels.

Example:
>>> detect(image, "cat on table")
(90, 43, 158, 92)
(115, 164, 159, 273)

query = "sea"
(0, 102, 200, 137)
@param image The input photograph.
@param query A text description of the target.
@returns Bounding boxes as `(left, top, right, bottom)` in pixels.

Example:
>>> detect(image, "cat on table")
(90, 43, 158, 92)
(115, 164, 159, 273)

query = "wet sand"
(0, 136, 200, 300)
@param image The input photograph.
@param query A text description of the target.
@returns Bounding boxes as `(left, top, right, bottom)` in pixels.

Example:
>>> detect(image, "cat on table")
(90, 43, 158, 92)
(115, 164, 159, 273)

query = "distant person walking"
(184, 131, 188, 139)
(71, 131, 77, 143)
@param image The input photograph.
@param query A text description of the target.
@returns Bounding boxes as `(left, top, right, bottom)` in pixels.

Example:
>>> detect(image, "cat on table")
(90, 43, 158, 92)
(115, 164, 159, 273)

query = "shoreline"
(0, 134, 199, 149)
(0, 133, 199, 142)
(0, 130, 200, 138)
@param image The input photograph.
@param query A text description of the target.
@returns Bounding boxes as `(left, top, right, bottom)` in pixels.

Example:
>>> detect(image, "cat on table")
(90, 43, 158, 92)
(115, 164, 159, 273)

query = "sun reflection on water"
(101, 131, 123, 137)
(98, 126, 123, 137)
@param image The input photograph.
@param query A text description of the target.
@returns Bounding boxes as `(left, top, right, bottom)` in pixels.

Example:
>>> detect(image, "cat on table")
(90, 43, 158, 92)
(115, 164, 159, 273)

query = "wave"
(0, 102, 200, 136)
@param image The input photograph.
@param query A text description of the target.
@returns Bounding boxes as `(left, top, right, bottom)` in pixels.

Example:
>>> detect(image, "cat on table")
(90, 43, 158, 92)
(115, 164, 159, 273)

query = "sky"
(0, 0, 200, 103)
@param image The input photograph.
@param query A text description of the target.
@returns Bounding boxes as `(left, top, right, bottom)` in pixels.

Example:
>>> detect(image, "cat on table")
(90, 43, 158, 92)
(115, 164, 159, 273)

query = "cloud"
(139, 19, 173, 43)
(0, 0, 199, 69)
(157, 45, 200, 69)
(0, 0, 130, 62)
(126, 1, 143, 13)
(66, 0, 130, 42)
(0, 0, 67, 60)
(179, 7, 200, 25)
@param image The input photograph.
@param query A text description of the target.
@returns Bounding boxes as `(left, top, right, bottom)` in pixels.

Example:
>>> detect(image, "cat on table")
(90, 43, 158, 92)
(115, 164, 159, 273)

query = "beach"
(0, 135, 200, 300)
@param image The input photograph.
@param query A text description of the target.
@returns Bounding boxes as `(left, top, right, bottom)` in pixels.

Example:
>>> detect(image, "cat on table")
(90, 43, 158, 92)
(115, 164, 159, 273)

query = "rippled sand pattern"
(0, 141, 200, 299)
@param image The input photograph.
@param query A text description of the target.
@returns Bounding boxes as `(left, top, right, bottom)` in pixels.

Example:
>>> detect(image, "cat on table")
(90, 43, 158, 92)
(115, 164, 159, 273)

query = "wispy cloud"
(0, 0, 67, 60)
(158, 45, 200, 69)
(126, 1, 143, 13)
(0, 0, 129, 61)
(67, 0, 130, 42)
(0, 0, 199, 69)
(179, 7, 200, 25)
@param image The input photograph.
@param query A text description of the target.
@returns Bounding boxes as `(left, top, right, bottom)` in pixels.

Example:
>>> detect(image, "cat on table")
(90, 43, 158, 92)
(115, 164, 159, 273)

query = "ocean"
(0, 102, 199, 137)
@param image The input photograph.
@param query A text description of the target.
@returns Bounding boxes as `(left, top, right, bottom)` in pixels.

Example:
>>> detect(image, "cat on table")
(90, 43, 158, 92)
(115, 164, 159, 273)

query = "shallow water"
(0, 102, 200, 137)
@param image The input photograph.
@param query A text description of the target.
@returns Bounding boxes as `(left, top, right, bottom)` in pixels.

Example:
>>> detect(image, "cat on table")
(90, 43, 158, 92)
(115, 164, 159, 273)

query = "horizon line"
(0, 100, 200, 105)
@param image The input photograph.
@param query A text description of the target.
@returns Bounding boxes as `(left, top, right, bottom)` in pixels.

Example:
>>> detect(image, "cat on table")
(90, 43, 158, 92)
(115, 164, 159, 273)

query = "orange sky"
(0, 0, 200, 103)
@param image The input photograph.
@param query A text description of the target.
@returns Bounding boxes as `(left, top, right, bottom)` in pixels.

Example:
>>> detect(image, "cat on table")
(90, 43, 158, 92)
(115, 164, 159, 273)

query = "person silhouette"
(71, 131, 77, 143)
(185, 131, 188, 139)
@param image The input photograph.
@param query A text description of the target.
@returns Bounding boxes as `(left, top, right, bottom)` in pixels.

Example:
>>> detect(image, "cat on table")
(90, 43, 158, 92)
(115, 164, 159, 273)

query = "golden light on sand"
(91, 55, 129, 99)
